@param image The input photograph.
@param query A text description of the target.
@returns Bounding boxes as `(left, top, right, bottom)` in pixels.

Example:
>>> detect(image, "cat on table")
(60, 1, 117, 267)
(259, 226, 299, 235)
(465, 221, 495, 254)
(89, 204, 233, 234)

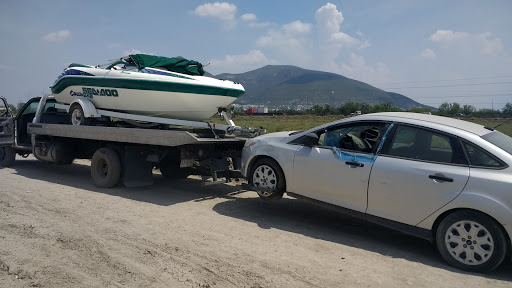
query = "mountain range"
(214, 65, 431, 110)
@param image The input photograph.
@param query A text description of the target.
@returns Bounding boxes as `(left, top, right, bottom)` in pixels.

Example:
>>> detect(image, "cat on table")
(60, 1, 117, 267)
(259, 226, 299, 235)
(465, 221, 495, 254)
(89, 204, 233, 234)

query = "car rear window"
(481, 131, 512, 155)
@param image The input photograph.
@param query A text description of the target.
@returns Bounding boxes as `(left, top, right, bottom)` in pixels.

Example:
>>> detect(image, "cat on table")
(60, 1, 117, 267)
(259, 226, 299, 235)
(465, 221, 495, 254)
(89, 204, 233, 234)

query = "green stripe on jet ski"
(51, 76, 245, 98)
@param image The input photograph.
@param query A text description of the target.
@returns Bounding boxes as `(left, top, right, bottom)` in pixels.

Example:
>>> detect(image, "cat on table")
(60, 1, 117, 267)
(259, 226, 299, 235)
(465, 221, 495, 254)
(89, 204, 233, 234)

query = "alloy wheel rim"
(444, 220, 494, 265)
(253, 165, 277, 196)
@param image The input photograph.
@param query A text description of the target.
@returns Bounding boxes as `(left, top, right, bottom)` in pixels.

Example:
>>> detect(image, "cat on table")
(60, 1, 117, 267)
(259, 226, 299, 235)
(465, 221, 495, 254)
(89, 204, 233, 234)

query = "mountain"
(215, 65, 430, 110)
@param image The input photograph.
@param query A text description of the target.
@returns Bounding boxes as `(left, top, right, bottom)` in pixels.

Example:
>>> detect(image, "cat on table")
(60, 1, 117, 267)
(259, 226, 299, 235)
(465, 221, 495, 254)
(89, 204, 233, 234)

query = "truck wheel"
(70, 104, 90, 126)
(159, 159, 189, 179)
(0, 146, 16, 167)
(91, 148, 121, 188)
(436, 210, 507, 272)
(249, 158, 285, 201)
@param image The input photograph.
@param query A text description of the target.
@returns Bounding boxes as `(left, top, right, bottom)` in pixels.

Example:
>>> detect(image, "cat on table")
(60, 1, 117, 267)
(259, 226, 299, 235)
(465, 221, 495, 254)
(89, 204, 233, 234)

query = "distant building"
(246, 106, 268, 114)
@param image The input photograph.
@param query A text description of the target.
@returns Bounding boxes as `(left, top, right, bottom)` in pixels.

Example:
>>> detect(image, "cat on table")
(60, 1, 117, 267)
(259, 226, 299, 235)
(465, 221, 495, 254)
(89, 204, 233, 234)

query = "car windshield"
(481, 131, 512, 155)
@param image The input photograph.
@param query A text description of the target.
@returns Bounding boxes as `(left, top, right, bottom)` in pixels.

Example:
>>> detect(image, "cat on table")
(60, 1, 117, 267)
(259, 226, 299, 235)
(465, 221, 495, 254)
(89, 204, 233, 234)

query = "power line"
(398, 92, 511, 97)
(383, 81, 512, 89)
(372, 75, 512, 85)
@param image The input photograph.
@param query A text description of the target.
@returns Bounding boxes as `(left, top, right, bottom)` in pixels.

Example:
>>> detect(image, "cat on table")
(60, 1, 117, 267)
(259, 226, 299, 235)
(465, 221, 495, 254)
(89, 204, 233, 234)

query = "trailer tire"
(70, 104, 91, 126)
(0, 146, 16, 167)
(91, 148, 121, 188)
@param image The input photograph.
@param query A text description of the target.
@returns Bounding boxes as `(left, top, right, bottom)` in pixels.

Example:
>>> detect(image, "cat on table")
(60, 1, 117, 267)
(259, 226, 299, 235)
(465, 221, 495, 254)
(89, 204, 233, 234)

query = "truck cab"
(0, 96, 16, 166)
(0, 96, 69, 167)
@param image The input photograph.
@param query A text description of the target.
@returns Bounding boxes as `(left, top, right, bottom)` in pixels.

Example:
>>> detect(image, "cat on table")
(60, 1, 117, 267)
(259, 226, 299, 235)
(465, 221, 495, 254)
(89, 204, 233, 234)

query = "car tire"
(250, 158, 285, 201)
(0, 146, 16, 167)
(436, 210, 507, 272)
(91, 148, 121, 188)
(70, 104, 90, 126)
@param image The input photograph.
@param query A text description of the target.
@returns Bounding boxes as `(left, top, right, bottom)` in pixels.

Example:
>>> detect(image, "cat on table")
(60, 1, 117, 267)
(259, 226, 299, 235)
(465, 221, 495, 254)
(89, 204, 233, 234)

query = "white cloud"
(429, 30, 505, 56)
(41, 30, 70, 42)
(283, 21, 312, 35)
(194, 2, 237, 21)
(315, 3, 364, 49)
(208, 50, 277, 73)
(315, 3, 344, 35)
(241, 13, 256, 21)
(420, 48, 437, 60)
(429, 30, 469, 42)
(337, 53, 390, 84)
(476, 32, 504, 55)
(123, 49, 143, 55)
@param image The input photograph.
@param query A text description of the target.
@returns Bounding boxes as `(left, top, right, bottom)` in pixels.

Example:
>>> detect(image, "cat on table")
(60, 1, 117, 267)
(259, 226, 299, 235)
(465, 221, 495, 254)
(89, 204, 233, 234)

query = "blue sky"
(1, 0, 511, 109)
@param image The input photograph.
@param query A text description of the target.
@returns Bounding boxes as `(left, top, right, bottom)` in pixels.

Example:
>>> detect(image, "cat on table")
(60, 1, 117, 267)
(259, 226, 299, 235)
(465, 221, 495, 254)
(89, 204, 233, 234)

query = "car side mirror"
(302, 133, 319, 146)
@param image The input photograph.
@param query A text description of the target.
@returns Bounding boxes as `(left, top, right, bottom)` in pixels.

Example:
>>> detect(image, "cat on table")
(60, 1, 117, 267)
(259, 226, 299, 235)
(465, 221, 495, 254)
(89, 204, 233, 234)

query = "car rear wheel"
(250, 158, 285, 201)
(436, 210, 507, 272)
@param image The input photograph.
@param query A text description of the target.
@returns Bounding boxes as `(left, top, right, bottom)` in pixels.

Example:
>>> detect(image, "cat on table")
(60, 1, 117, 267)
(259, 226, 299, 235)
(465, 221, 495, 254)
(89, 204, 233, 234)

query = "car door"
(0, 97, 14, 147)
(367, 124, 470, 225)
(292, 121, 389, 212)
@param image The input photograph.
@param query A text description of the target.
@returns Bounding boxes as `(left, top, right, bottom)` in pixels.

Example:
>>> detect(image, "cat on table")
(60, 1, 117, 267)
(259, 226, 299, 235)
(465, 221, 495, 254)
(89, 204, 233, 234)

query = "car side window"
(21, 101, 39, 115)
(317, 122, 387, 153)
(385, 125, 467, 165)
(462, 142, 504, 168)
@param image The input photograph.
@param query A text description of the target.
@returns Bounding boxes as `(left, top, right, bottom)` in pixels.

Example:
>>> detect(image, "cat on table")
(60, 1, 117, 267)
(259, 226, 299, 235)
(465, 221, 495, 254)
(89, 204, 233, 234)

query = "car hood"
(251, 131, 294, 143)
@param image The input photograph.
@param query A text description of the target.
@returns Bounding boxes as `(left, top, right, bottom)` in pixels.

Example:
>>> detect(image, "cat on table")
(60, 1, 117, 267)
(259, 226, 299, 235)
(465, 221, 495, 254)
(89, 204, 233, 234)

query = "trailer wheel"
(70, 104, 90, 126)
(91, 148, 121, 188)
(0, 146, 16, 167)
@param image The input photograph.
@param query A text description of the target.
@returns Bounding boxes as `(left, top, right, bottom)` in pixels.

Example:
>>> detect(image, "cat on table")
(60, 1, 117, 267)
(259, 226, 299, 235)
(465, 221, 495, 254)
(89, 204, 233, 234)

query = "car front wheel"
(436, 210, 507, 272)
(250, 158, 285, 201)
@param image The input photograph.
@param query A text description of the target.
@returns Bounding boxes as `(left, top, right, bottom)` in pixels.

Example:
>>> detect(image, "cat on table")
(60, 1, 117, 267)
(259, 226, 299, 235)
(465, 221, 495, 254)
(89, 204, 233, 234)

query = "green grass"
(210, 115, 512, 137)
(466, 118, 512, 136)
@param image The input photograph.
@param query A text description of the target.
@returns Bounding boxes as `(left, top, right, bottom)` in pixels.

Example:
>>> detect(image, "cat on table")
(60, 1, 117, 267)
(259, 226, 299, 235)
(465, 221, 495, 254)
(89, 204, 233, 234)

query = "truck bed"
(28, 123, 247, 147)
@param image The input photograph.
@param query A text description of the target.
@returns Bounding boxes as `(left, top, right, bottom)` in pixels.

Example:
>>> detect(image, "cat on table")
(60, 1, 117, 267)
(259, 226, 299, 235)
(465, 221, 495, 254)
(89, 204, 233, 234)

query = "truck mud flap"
(123, 146, 154, 187)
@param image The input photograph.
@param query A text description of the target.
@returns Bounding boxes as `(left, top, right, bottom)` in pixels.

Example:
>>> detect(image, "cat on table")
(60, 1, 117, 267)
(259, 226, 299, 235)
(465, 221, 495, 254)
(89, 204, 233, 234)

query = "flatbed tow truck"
(0, 95, 263, 187)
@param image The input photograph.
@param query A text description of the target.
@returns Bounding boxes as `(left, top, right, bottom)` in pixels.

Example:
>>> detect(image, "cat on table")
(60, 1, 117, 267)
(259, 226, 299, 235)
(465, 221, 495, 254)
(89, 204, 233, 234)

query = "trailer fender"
(68, 98, 102, 118)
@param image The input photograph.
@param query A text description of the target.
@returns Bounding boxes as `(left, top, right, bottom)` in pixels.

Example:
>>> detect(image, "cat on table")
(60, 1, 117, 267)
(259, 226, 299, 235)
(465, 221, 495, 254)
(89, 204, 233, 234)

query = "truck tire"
(91, 148, 121, 188)
(70, 104, 91, 126)
(0, 146, 16, 167)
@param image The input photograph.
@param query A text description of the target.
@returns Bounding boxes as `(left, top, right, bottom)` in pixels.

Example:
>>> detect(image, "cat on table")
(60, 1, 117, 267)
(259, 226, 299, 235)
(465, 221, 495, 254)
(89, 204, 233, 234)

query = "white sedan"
(241, 112, 512, 272)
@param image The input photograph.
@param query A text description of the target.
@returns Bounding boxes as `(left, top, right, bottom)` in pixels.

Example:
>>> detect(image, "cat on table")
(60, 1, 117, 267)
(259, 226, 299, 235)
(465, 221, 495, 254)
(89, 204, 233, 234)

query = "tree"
(462, 105, 476, 115)
(503, 102, 512, 117)
(438, 102, 451, 115)
(8, 104, 16, 115)
(438, 102, 462, 115)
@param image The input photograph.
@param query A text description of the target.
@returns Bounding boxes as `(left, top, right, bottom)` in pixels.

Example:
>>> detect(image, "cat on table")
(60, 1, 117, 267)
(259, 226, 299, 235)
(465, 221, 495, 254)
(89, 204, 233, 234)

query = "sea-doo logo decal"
(69, 87, 119, 98)
(70, 90, 92, 98)
(82, 87, 119, 97)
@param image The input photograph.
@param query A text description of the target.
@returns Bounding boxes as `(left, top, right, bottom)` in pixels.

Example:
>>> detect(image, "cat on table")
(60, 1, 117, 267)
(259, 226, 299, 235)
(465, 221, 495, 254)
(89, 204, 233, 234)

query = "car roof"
(352, 112, 492, 136)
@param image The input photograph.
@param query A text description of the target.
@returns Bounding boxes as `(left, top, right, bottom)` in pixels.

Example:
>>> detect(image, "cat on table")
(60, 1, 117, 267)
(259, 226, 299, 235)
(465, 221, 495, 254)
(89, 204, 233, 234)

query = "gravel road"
(1, 156, 510, 287)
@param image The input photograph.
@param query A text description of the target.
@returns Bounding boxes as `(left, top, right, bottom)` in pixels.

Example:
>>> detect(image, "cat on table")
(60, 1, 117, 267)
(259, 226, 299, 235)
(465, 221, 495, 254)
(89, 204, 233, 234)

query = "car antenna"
(483, 123, 503, 131)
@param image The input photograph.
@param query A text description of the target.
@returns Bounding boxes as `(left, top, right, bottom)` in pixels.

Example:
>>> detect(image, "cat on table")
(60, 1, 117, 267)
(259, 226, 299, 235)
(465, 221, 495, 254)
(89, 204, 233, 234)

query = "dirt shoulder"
(1, 157, 510, 287)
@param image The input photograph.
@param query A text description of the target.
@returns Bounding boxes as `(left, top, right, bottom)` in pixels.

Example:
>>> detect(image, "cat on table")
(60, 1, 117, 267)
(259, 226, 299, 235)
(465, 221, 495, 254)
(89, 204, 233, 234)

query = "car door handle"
(345, 161, 364, 167)
(428, 175, 453, 182)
